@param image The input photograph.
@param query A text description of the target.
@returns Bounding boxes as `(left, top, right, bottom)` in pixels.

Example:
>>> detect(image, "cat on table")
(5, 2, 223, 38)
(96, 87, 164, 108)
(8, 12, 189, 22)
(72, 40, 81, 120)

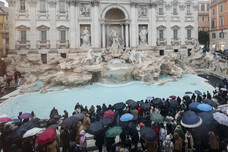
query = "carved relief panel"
(138, 5, 147, 18)
(79, 3, 90, 17)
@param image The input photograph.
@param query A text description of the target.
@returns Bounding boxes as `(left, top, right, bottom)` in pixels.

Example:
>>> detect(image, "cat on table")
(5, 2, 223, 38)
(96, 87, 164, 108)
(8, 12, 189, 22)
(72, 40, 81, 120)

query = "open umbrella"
(146, 96, 153, 100)
(195, 90, 202, 95)
(126, 99, 136, 105)
(19, 113, 32, 119)
(114, 102, 125, 111)
(181, 114, 202, 128)
(103, 110, 115, 120)
(202, 99, 218, 108)
(23, 127, 45, 138)
(120, 113, 133, 122)
(169, 99, 179, 108)
(169, 95, 176, 99)
(140, 103, 151, 111)
(213, 112, 228, 126)
(0, 114, 8, 118)
(128, 101, 138, 109)
(37, 129, 57, 145)
(88, 121, 104, 135)
(140, 127, 157, 141)
(137, 100, 144, 106)
(198, 111, 215, 126)
(197, 104, 212, 112)
(152, 98, 162, 105)
(47, 124, 59, 129)
(188, 102, 200, 111)
(183, 111, 196, 117)
(185, 91, 193, 94)
(106, 126, 122, 138)
(73, 113, 85, 120)
(100, 118, 113, 126)
(0, 117, 12, 123)
(220, 88, 227, 91)
(61, 117, 79, 126)
(150, 113, 164, 123)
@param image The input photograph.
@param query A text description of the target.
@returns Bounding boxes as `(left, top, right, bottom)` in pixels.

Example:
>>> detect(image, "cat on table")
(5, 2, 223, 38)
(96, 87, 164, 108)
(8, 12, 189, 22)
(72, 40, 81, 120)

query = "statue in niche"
(110, 27, 122, 49)
(81, 27, 91, 47)
(80, 4, 90, 17)
(139, 26, 148, 45)
(139, 6, 147, 17)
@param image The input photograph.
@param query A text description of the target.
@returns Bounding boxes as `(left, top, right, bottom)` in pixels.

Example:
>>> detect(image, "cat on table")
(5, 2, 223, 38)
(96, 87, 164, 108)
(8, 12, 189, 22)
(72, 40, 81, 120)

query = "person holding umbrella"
(60, 126, 70, 152)
(184, 131, 194, 152)
(46, 139, 58, 152)
(162, 135, 174, 152)
(94, 130, 105, 152)
(77, 130, 87, 152)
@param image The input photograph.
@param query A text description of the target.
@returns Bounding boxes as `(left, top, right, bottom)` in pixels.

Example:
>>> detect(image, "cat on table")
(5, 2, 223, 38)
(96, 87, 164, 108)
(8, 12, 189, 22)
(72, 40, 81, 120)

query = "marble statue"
(139, 6, 147, 17)
(80, 4, 90, 17)
(81, 27, 91, 47)
(129, 50, 137, 64)
(139, 26, 148, 45)
(110, 27, 121, 49)
(137, 51, 145, 64)
(81, 49, 94, 63)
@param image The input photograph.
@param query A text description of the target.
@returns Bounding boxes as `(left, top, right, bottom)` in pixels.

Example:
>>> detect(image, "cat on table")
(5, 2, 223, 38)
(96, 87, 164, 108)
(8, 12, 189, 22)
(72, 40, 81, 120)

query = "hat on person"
(140, 123, 144, 127)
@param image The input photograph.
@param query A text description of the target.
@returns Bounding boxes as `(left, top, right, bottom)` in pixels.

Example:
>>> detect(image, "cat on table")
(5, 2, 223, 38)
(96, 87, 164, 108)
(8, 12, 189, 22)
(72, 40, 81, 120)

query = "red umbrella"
(103, 110, 115, 120)
(169, 96, 176, 99)
(0, 117, 12, 123)
(37, 129, 56, 145)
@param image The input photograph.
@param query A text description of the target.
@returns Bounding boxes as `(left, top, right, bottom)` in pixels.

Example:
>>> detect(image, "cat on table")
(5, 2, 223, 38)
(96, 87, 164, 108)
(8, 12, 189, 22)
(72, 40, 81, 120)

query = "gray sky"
(0, 0, 8, 7)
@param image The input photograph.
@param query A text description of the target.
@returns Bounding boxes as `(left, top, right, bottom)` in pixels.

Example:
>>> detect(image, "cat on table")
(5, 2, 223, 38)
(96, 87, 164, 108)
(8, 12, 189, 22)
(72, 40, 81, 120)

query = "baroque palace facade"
(7, 0, 198, 63)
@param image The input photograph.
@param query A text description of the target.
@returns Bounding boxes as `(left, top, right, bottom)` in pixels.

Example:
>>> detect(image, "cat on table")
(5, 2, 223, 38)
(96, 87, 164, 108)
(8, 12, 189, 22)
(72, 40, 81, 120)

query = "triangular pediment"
(16, 25, 30, 30)
(171, 25, 180, 30)
(157, 25, 166, 30)
(185, 25, 194, 29)
(37, 25, 50, 30)
(57, 25, 69, 30)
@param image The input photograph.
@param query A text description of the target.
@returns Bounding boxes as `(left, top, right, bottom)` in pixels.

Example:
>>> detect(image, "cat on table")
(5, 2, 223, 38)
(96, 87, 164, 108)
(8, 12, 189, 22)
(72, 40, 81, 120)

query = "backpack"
(164, 141, 171, 152)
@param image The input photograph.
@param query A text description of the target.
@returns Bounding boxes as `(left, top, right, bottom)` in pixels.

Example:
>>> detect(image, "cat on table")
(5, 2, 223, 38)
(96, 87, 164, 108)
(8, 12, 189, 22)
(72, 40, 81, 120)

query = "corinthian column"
(69, 1, 76, 49)
(92, 0, 100, 48)
(102, 24, 106, 48)
(125, 24, 129, 48)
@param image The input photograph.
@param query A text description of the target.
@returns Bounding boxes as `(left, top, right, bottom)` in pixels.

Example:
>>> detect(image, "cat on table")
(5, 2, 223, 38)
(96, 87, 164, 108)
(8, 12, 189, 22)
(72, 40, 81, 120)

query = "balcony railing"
(37, 40, 50, 49)
(185, 38, 194, 45)
(157, 38, 167, 46)
(171, 38, 181, 46)
(57, 40, 69, 49)
(16, 40, 30, 50)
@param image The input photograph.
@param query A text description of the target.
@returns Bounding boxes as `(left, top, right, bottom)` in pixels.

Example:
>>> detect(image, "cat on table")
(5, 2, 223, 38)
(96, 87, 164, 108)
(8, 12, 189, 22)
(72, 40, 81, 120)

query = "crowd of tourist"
(0, 81, 228, 152)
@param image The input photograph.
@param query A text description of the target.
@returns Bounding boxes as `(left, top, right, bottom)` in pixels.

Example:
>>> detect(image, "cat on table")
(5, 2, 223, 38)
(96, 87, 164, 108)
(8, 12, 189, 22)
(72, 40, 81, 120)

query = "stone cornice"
(28, 0, 37, 7)
(7, 0, 16, 7)
(91, 0, 100, 6)
(68, 0, 78, 6)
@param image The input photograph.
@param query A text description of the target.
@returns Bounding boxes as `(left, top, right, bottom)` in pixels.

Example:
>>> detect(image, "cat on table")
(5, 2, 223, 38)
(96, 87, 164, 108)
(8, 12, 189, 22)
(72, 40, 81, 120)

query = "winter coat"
(77, 130, 87, 150)
(174, 125, 185, 139)
(76, 121, 83, 144)
(174, 133, 183, 152)
(46, 140, 58, 152)
(145, 141, 157, 152)
(82, 114, 91, 131)
(129, 126, 139, 144)
(94, 131, 105, 147)
(130, 109, 138, 120)
(163, 135, 174, 152)
(208, 132, 219, 150)
(185, 133, 194, 150)
(61, 129, 70, 147)
(159, 128, 167, 141)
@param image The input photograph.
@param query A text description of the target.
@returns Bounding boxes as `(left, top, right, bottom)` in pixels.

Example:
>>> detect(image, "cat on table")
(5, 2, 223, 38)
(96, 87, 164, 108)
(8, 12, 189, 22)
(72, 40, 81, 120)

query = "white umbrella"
(213, 112, 228, 127)
(220, 88, 227, 91)
(23, 127, 45, 138)
(0, 114, 8, 118)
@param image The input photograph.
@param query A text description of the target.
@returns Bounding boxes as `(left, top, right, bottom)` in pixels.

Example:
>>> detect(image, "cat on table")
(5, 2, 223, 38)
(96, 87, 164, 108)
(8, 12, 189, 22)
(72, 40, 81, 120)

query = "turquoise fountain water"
(0, 74, 214, 119)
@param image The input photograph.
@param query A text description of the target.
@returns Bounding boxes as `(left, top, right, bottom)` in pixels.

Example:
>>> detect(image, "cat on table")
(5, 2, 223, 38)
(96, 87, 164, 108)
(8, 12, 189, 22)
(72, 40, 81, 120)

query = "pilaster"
(48, 0, 57, 49)
(28, 0, 37, 49)
(130, 2, 138, 48)
(91, 0, 100, 48)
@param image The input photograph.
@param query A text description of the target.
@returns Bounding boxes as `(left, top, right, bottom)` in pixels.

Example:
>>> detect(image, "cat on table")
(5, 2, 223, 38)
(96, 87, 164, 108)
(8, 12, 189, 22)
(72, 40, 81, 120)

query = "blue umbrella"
(198, 111, 215, 126)
(183, 111, 196, 117)
(195, 90, 202, 95)
(146, 96, 153, 100)
(120, 113, 133, 122)
(181, 114, 202, 128)
(202, 99, 218, 108)
(188, 102, 200, 111)
(197, 104, 212, 112)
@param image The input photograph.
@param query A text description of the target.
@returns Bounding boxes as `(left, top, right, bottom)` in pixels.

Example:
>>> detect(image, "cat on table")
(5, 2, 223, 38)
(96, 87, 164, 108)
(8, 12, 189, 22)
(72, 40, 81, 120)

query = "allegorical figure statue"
(81, 27, 91, 47)
(110, 27, 121, 49)
(139, 26, 148, 45)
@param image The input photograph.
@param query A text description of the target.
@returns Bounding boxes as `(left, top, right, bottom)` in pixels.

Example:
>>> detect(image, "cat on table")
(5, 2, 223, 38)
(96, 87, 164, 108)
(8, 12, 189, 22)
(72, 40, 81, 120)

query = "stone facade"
(7, 0, 198, 63)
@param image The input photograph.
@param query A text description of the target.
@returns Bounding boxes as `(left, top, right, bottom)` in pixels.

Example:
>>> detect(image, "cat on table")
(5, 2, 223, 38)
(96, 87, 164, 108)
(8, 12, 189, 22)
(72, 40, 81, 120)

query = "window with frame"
(60, 30, 66, 42)
(212, 33, 216, 38)
(187, 5, 191, 14)
(173, 4, 177, 15)
(159, 30, 164, 39)
(173, 30, 178, 39)
(20, 31, 26, 43)
(187, 29, 191, 40)
(20, 0, 26, 11)
(220, 4, 223, 12)
(59, 1, 66, 13)
(202, 16, 205, 21)
(220, 17, 224, 26)
(201, 4, 205, 11)
(212, 20, 215, 28)
(219, 32, 224, 38)
(41, 31, 47, 42)
(212, 0, 215, 3)
(207, 4, 209, 11)
(158, 4, 163, 15)
(40, 0, 46, 12)
(213, 8, 215, 15)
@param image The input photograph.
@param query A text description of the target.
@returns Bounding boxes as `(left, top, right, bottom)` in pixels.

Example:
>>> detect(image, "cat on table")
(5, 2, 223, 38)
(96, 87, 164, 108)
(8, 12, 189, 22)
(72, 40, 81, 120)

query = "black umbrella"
(152, 98, 162, 105)
(114, 102, 125, 111)
(126, 99, 136, 105)
(100, 118, 113, 126)
(47, 124, 58, 129)
(88, 121, 104, 135)
(137, 100, 144, 106)
(128, 101, 138, 109)
(140, 103, 151, 111)
(169, 99, 179, 108)
(185, 91, 193, 94)
(73, 113, 85, 120)
(198, 111, 215, 126)
(61, 117, 79, 126)
(202, 99, 218, 108)
(140, 127, 157, 142)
